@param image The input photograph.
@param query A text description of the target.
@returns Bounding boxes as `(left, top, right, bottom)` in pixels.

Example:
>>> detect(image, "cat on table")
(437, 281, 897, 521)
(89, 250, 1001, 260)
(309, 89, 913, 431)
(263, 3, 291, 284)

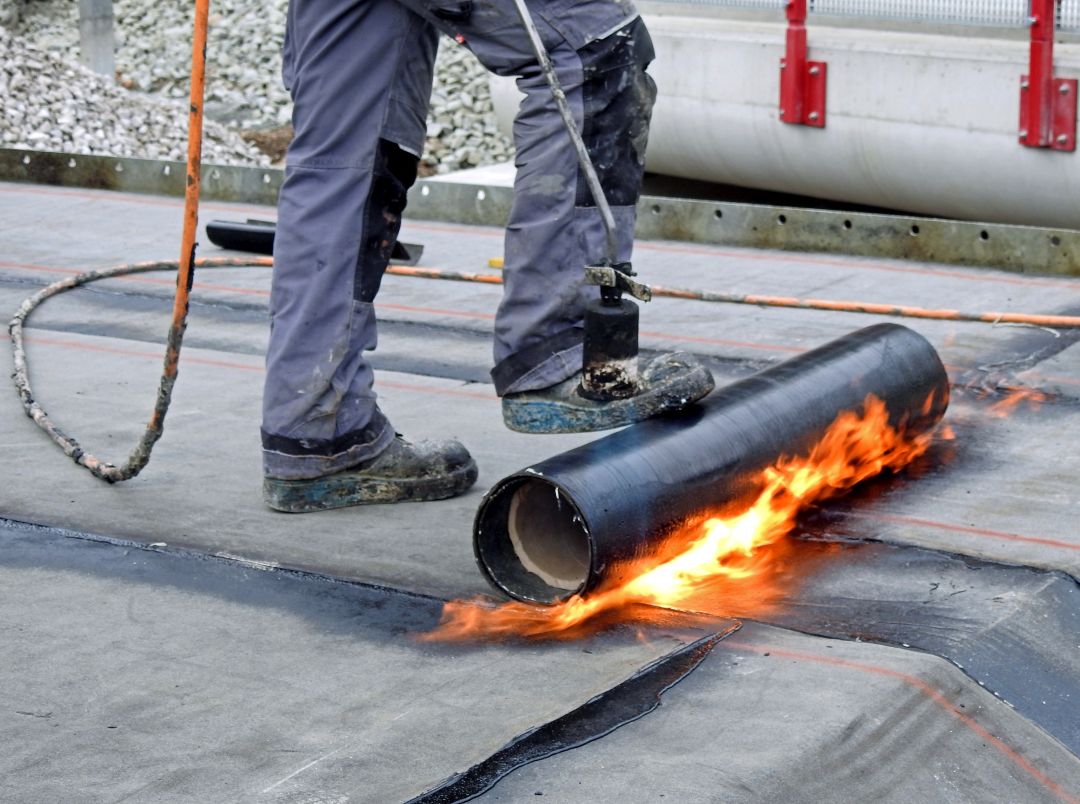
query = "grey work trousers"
(262, 0, 656, 479)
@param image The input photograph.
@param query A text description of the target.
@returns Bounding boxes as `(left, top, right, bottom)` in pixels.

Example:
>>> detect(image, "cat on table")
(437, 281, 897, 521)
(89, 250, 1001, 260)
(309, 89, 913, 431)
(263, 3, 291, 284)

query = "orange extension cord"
(7, 0, 1080, 482)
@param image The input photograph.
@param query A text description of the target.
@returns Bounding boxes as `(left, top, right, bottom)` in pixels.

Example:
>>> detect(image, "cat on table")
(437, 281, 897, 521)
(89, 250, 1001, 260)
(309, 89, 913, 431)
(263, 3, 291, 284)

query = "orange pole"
(150, 0, 209, 430)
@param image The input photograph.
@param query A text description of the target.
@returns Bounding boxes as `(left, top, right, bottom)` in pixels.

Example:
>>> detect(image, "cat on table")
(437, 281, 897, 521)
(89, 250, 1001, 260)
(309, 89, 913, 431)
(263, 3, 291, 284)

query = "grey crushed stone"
(10, 0, 514, 170)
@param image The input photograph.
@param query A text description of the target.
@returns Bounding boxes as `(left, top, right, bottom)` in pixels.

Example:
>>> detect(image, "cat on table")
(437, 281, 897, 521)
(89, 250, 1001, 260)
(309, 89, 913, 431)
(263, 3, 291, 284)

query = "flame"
(987, 386, 1047, 418)
(426, 395, 942, 642)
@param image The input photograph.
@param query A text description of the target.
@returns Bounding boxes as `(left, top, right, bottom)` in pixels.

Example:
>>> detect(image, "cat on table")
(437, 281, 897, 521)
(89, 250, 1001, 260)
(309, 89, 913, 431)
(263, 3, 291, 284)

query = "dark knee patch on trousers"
(354, 139, 420, 303)
(575, 17, 657, 209)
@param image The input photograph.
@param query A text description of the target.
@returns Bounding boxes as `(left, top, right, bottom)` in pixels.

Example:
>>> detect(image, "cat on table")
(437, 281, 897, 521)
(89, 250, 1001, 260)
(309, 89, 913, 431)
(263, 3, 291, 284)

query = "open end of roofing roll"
(475, 478, 591, 604)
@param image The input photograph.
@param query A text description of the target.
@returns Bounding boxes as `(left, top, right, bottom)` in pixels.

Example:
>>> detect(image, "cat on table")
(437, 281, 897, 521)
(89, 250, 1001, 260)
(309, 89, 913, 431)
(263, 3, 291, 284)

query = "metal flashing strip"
(0, 148, 283, 206)
(2, 148, 1078, 276)
(409, 177, 1080, 277)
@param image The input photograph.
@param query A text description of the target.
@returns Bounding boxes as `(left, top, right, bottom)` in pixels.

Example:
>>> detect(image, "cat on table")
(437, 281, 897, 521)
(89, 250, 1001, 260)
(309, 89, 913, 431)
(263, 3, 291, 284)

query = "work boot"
(501, 352, 715, 434)
(263, 435, 478, 513)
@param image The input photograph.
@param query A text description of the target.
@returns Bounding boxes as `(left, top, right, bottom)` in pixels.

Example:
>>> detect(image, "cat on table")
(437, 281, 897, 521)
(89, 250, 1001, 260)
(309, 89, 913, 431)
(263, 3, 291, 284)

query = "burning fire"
(426, 395, 944, 642)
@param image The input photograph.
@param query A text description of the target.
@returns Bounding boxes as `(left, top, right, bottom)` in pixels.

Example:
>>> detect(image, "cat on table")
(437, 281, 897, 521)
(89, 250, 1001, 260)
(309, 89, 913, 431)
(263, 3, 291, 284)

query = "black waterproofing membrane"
(475, 324, 949, 603)
(4, 520, 1079, 801)
(416, 536, 1080, 801)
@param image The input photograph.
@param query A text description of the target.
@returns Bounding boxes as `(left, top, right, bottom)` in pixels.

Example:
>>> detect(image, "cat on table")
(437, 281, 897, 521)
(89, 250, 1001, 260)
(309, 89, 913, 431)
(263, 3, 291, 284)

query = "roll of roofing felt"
(474, 323, 949, 604)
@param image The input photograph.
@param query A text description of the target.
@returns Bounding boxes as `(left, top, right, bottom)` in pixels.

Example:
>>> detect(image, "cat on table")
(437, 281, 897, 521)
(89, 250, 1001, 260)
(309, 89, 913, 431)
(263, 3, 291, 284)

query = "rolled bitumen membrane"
(475, 323, 950, 603)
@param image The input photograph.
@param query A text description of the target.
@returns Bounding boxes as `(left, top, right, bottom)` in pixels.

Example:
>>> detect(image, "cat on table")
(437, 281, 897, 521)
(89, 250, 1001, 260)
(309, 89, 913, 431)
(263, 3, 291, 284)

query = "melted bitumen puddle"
(407, 626, 738, 804)
(948, 302, 1080, 400)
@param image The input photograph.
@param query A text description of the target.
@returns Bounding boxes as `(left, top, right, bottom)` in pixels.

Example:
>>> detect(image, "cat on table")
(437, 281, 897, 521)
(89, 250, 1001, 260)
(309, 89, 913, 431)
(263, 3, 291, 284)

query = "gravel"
(0, 24, 269, 163)
(8, 0, 514, 170)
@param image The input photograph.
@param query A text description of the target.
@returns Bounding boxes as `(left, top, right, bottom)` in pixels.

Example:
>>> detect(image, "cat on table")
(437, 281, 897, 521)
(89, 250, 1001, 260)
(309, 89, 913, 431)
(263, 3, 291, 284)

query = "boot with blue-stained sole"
(501, 352, 714, 434)
(263, 435, 478, 513)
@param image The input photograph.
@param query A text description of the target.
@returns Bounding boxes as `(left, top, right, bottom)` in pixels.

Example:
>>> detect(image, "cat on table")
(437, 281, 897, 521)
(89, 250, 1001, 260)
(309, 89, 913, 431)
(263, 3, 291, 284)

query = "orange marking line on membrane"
(311, 217, 1080, 291)
(101, 258, 1080, 329)
(0, 259, 497, 317)
(347, 222, 1080, 290)
(10, 257, 1080, 354)
(0, 260, 803, 353)
(869, 513, 1080, 552)
(7, 261, 1079, 376)
(0, 259, 272, 294)
(394, 226, 1080, 290)
(635, 240, 1080, 290)
(3, 333, 496, 400)
(723, 640, 1080, 804)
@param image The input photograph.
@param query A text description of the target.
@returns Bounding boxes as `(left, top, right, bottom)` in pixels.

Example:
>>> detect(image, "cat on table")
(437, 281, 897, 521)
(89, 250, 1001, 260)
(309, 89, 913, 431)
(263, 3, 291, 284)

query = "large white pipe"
(490, 15, 1080, 228)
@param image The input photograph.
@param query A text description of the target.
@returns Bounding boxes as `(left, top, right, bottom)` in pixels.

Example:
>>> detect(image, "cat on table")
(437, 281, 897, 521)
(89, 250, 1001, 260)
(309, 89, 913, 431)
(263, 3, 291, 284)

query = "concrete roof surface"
(1, 180, 1078, 802)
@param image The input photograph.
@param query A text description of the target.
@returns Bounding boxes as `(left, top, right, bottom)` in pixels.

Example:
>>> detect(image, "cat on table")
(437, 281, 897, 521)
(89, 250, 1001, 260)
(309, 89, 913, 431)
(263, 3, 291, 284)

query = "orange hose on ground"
(382, 265, 1080, 329)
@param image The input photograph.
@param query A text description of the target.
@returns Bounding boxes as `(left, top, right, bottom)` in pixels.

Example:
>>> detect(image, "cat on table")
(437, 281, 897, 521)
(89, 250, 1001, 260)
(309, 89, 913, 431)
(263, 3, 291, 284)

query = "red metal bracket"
(779, 0, 827, 128)
(1019, 0, 1077, 151)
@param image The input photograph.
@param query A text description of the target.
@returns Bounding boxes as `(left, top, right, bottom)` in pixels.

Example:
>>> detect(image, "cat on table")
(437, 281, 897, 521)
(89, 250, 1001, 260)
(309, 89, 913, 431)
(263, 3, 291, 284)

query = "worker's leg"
(263, 0, 475, 503)
(492, 14, 658, 394)
(396, 1, 649, 393)
(394, 1, 713, 430)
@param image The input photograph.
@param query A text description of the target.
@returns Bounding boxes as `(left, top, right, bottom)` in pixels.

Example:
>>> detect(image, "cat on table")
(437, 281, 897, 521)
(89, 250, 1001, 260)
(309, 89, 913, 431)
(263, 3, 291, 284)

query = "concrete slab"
(3, 179, 1080, 801)
(0, 327, 592, 600)
(2, 179, 1080, 591)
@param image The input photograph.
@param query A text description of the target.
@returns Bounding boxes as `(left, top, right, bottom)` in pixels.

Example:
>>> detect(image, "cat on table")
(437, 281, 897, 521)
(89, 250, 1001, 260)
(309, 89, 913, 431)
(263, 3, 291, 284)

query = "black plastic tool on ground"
(205, 219, 424, 265)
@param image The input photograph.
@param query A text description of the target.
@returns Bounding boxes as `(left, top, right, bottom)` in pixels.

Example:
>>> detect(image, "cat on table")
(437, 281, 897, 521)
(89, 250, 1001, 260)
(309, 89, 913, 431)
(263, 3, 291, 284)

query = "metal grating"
(1061, 0, 1080, 30)
(646, 0, 1080, 29)
(809, 0, 1028, 27)
(647, 0, 785, 7)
